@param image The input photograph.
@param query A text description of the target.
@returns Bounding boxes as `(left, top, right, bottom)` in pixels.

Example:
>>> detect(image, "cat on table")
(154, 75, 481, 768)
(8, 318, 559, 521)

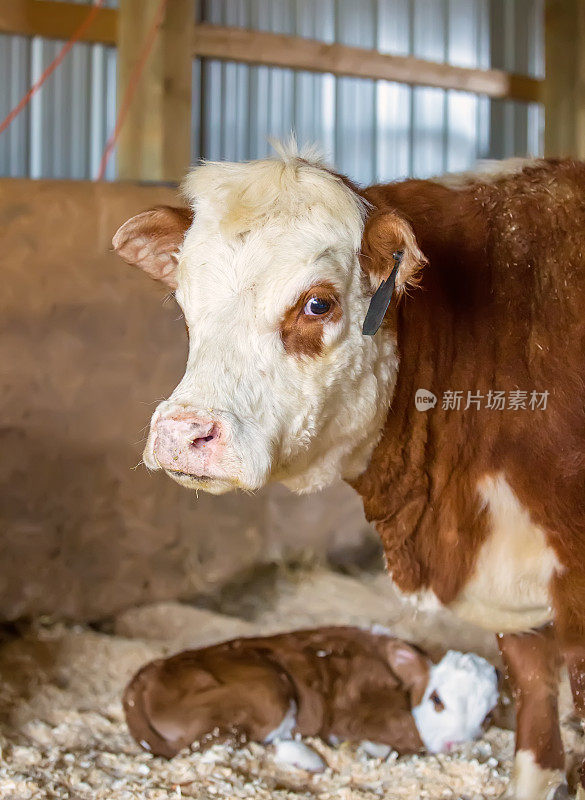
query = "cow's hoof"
(547, 785, 570, 800)
(500, 781, 570, 800)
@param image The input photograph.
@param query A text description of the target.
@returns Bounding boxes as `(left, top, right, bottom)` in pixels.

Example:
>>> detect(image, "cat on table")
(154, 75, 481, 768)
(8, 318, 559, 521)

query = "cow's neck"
(349, 179, 494, 604)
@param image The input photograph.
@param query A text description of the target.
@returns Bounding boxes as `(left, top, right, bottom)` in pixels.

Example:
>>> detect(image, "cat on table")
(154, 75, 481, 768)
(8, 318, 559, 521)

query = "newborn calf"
(124, 626, 498, 767)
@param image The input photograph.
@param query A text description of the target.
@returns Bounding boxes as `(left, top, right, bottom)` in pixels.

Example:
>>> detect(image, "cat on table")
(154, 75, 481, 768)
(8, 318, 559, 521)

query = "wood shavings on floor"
(0, 726, 512, 800)
(0, 567, 576, 799)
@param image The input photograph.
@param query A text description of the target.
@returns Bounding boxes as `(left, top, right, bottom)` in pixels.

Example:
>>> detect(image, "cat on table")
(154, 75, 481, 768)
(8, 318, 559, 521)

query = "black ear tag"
(362, 251, 403, 336)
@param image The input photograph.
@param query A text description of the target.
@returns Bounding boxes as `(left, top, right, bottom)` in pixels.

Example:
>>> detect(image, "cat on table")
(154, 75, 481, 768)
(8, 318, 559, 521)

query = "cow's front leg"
(563, 645, 585, 800)
(553, 570, 585, 800)
(498, 625, 568, 800)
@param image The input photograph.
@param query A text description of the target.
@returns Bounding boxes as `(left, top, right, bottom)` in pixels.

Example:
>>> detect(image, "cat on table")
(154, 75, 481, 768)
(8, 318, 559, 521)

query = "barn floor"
(0, 567, 580, 800)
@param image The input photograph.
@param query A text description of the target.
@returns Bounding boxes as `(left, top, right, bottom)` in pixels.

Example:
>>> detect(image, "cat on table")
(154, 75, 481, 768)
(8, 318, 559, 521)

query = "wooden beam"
(0, 0, 543, 104)
(116, 0, 193, 182)
(0, 0, 117, 45)
(192, 23, 543, 104)
(545, 0, 585, 158)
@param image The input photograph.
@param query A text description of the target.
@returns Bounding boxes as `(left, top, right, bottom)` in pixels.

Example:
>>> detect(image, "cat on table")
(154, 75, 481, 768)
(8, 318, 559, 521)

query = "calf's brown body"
(123, 626, 426, 758)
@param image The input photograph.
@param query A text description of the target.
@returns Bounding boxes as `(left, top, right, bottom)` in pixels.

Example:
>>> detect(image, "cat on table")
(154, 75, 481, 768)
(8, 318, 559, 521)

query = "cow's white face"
(114, 150, 424, 495)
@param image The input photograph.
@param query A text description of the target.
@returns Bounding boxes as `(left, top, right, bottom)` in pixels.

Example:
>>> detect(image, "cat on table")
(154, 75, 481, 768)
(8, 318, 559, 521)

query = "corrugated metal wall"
(0, 0, 543, 183)
(0, 0, 119, 180)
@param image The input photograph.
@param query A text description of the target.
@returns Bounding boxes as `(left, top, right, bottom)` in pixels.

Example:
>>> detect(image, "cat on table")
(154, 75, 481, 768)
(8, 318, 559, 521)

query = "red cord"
(95, 0, 169, 180)
(0, 0, 106, 137)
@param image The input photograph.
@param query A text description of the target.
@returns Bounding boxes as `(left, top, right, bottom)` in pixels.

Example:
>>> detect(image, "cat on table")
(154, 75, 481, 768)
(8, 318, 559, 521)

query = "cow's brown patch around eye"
(280, 282, 342, 358)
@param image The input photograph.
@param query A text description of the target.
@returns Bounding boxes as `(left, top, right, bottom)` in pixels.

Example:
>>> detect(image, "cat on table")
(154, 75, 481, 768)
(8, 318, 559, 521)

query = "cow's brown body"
(357, 162, 585, 608)
(353, 161, 585, 796)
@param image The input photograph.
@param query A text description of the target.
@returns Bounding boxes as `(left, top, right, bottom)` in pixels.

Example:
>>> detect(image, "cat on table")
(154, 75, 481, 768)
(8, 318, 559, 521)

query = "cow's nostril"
(190, 425, 218, 449)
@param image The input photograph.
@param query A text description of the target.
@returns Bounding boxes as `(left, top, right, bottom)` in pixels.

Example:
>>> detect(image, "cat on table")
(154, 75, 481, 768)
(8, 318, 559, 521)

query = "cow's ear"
(112, 206, 194, 289)
(360, 209, 427, 292)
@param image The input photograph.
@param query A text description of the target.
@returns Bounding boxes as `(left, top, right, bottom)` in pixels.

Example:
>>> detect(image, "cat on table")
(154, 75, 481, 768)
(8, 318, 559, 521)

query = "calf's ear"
(360, 209, 427, 292)
(112, 206, 194, 289)
(385, 640, 431, 707)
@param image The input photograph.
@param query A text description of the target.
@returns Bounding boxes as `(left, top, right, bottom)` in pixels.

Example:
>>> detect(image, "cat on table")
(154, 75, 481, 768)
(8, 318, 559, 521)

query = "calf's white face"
(114, 151, 424, 494)
(412, 651, 499, 754)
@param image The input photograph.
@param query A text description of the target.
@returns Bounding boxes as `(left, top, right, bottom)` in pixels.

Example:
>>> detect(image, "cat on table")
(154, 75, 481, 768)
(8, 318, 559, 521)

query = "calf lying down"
(124, 626, 498, 770)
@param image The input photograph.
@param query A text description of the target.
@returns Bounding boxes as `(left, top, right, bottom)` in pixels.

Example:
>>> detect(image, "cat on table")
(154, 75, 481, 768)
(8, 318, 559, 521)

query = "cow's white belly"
(449, 474, 561, 633)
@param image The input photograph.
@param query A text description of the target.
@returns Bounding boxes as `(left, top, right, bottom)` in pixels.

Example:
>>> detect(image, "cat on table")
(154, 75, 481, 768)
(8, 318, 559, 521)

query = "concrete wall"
(0, 179, 373, 621)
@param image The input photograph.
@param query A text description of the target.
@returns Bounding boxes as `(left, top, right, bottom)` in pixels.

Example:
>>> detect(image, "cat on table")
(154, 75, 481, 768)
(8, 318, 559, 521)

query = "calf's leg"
(498, 624, 568, 800)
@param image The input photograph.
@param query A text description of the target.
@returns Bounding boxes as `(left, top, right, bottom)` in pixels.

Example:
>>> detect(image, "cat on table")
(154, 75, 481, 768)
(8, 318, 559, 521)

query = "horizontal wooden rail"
(192, 23, 543, 103)
(0, 0, 117, 45)
(0, 0, 543, 103)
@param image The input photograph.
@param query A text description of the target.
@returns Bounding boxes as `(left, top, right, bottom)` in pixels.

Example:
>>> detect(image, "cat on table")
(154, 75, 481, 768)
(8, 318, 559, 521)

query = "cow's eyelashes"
(303, 297, 332, 316)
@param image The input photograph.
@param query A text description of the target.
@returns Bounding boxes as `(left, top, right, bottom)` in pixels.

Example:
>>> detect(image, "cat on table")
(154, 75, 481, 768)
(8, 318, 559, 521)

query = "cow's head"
(114, 148, 425, 494)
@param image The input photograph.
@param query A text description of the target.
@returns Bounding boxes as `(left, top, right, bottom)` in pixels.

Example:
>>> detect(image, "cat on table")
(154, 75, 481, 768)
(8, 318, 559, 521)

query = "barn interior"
(0, 1, 582, 798)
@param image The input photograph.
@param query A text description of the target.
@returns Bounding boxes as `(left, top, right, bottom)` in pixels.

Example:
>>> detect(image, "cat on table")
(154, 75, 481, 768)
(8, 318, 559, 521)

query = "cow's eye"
(304, 297, 331, 316)
(429, 690, 445, 712)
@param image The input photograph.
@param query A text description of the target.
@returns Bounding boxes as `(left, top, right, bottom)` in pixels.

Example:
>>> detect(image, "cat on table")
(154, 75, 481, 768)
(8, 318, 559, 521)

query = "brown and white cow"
(114, 148, 585, 800)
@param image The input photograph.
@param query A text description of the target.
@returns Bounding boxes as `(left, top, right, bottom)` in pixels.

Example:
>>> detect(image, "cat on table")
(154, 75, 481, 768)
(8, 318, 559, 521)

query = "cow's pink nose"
(153, 413, 223, 476)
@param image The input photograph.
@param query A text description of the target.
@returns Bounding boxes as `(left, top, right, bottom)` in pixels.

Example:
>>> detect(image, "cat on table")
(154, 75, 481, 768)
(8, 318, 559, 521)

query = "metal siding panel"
(448, 0, 480, 67)
(218, 0, 248, 160)
(29, 37, 47, 178)
(294, 0, 335, 156)
(104, 44, 117, 180)
(334, 0, 376, 185)
(446, 91, 478, 172)
(0, 34, 31, 177)
(202, 60, 224, 160)
(487, 0, 544, 160)
(413, 0, 447, 62)
(69, 43, 91, 178)
(376, 81, 411, 181)
(249, 65, 271, 159)
(89, 44, 107, 178)
(320, 72, 336, 160)
(526, 0, 544, 156)
(191, 58, 202, 161)
(375, 0, 411, 181)
(377, 0, 410, 55)
(487, 0, 510, 159)
(269, 0, 295, 33)
(527, 102, 544, 157)
(510, 0, 530, 157)
(412, 0, 447, 177)
(412, 86, 446, 177)
(311, 0, 335, 43)
(2, 5, 118, 179)
(201, 0, 226, 160)
(476, 0, 490, 159)
(446, 0, 479, 171)
(246, 0, 271, 159)
(268, 0, 295, 145)
(292, 1, 318, 146)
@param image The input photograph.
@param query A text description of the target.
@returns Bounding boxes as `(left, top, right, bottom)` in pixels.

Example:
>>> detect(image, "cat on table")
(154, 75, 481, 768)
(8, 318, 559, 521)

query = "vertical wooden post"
(117, 0, 193, 182)
(545, 0, 585, 158)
